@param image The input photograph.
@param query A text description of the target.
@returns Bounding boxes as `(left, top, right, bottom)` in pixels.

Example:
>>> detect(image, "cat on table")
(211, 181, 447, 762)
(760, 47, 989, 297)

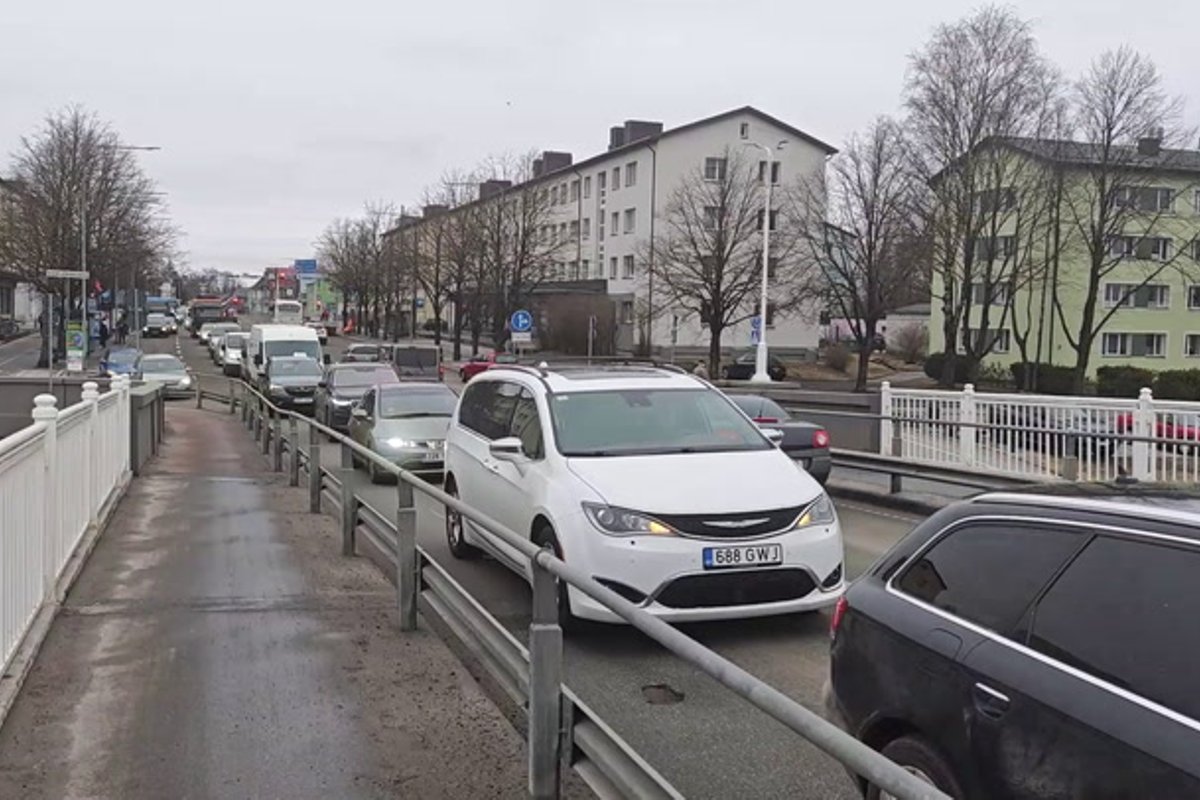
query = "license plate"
(702, 543, 783, 570)
(292, 397, 313, 404)
(422, 451, 441, 462)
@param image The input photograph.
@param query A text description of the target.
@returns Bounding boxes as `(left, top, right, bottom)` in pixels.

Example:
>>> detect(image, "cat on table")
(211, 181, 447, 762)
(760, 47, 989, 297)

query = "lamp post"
(742, 139, 787, 383)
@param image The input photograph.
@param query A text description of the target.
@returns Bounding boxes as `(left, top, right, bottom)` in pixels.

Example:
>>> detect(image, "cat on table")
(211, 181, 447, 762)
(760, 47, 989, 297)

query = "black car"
(315, 363, 400, 431)
(262, 356, 323, 414)
(728, 394, 831, 483)
(721, 351, 787, 382)
(826, 485, 1200, 799)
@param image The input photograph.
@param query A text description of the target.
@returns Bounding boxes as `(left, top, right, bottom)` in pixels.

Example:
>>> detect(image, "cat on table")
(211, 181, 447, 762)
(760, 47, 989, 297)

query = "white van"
(273, 300, 304, 325)
(245, 324, 324, 388)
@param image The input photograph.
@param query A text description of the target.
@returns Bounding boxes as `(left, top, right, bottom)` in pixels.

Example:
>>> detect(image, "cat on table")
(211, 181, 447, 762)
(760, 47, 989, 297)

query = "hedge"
(1152, 370, 1200, 401)
(1096, 366, 1156, 398)
(923, 352, 970, 384)
(1009, 362, 1076, 395)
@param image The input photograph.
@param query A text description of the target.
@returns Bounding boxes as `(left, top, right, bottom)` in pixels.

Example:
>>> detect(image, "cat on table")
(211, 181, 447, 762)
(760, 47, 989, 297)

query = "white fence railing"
(880, 381, 1200, 483)
(0, 377, 132, 680)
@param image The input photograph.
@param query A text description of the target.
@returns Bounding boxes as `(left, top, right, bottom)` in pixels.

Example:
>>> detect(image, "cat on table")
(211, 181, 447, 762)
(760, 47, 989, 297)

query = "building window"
(739, 122, 750, 140)
(1186, 334, 1200, 357)
(547, 187, 555, 206)
(598, 171, 606, 191)
(767, 257, 778, 279)
(1189, 286, 1200, 310)
(549, 226, 558, 245)
(1193, 239, 1200, 261)
(1104, 283, 1169, 309)
(612, 167, 620, 190)
(0, 285, 13, 316)
(559, 223, 567, 244)
(568, 260, 579, 280)
(622, 255, 635, 279)
(757, 161, 781, 184)
(704, 157, 727, 181)
(703, 206, 719, 230)
(624, 208, 636, 234)
(1113, 186, 1174, 213)
(1103, 332, 1166, 358)
(570, 180, 579, 202)
(569, 220, 579, 240)
(625, 161, 638, 187)
(968, 281, 1012, 306)
(1194, 189, 1200, 214)
(972, 188, 1017, 214)
(583, 176, 592, 199)
(581, 259, 590, 278)
(765, 301, 777, 327)
(620, 300, 634, 324)
(970, 235, 1016, 262)
(598, 217, 605, 240)
(609, 257, 618, 279)
(582, 218, 591, 240)
(756, 209, 779, 231)
(963, 328, 1011, 354)
(611, 211, 619, 236)
(1108, 235, 1172, 261)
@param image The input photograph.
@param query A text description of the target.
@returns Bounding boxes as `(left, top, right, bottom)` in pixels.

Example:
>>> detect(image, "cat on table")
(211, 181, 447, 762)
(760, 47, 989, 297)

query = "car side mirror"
(489, 436, 526, 462)
(763, 428, 785, 446)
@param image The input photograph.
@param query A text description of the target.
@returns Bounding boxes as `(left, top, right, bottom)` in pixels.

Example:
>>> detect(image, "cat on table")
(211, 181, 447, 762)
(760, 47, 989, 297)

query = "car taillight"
(830, 596, 848, 640)
(813, 429, 830, 449)
(753, 416, 779, 423)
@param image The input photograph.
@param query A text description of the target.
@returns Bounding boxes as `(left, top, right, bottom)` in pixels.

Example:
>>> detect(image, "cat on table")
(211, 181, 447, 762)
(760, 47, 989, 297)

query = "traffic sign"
(750, 316, 762, 345)
(512, 331, 533, 344)
(510, 309, 533, 333)
(47, 269, 89, 280)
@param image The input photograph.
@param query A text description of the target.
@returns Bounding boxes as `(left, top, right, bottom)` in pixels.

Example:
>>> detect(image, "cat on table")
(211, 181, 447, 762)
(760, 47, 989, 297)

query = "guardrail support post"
(33, 394, 59, 603)
(288, 415, 300, 486)
(1132, 387, 1154, 481)
(272, 413, 284, 472)
(340, 467, 358, 557)
(82, 382, 100, 530)
(959, 383, 977, 467)
(879, 380, 893, 457)
(253, 398, 263, 441)
(340, 438, 354, 469)
(308, 420, 322, 513)
(260, 405, 271, 455)
(528, 553, 563, 800)
(228, 379, 237, 414)
(241, 386, 250, 425)
(195, 379, 203, 409)
(395, 477, 418, 631)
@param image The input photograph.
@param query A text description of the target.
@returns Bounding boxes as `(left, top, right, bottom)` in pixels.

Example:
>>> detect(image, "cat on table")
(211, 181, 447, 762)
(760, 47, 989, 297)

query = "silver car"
(136, 354, 194, 398)
(348, 383, 457, 482)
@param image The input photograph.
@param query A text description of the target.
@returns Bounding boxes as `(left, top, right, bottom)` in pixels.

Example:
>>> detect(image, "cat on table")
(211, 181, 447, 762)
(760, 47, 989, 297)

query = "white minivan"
(442, 364, 845, 626)
(245, 324, 325, 388)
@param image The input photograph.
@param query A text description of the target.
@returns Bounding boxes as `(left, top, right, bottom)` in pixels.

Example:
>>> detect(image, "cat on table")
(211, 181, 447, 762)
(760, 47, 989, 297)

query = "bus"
(273, 300, 303, 325)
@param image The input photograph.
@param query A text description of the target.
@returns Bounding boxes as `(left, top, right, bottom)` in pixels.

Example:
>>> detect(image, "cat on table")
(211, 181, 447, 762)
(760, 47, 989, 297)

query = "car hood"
(331, 385, 372, 400)
(372, 416, 451, 441)
(143, 371, 189, 383)
(270, 376, 320, 387)
(565, 449, 822, 514)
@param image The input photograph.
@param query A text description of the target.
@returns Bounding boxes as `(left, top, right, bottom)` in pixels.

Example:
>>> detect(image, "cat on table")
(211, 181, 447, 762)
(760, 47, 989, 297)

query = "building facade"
(395, 107, 835, 356)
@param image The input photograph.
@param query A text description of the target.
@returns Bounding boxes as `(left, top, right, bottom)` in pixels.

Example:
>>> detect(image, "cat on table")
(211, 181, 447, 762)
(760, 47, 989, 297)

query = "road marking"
(836, 499, 922, 525)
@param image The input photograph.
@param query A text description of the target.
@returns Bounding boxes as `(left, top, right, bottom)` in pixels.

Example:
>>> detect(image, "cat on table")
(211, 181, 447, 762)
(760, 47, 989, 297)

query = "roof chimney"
(478, 179, 512, 200)
(539, 151, 573, 174)
(623, 120, 664, 145)
(1138, 127, 1164, 157)
(608, 126, 626, 151)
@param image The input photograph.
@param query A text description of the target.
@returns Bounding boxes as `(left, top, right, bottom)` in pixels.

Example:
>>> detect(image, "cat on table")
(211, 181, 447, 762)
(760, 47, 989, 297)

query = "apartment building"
(400, 106, 835, 354)
(929, 134, 1200, 376)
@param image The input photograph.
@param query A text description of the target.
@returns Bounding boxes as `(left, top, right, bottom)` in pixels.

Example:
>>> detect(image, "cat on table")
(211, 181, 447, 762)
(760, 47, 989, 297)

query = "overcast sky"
(3, 0, 1196, 274)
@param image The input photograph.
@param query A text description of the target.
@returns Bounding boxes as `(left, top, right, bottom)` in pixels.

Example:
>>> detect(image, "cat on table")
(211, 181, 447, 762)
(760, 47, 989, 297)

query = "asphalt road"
(172, 328, 921, 799)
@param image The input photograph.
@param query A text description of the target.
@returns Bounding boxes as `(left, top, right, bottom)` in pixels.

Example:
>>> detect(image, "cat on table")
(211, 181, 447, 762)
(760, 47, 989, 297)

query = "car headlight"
(795, 494, 836, 528)
(385, 437, 417, 449)
(179, 376, 191, 387)
(330, 397, 354, 406)
(582, 502, 675, 536)
(268, 383, 284, 393)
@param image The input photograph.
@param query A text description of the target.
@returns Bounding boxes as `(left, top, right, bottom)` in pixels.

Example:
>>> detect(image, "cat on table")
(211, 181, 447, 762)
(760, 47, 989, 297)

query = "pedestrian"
(692, 360, 710, 380)
(117, 316, 128, 344)
(99, 318, 109, 349)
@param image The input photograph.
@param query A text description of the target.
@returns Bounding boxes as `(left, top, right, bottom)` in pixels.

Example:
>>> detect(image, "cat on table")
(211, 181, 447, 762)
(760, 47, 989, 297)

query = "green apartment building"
(930, 135, 1200, 379)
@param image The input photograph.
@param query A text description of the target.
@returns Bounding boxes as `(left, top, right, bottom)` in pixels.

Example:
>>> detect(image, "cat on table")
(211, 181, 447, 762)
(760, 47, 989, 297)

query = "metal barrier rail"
(831, 448, 1037, 496)
(191, 375, 948, 800)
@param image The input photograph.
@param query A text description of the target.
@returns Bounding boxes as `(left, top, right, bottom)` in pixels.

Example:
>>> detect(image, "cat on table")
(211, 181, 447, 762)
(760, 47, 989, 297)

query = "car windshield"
(214, 324, 240, 333)
(265, 340, 320, 360)
(140, 356, 184, 373)
(147, 314, 168, 325)
(378, 386, 457, 419)
(394, 348, 439, 368)
(349, 345, 378, 356)
(107, 349, 140, 365)
(269, 359, 322, 378)
(550, 389, 770, 456)
(225, 334, 248, 350)
(333, 367, 396, 388)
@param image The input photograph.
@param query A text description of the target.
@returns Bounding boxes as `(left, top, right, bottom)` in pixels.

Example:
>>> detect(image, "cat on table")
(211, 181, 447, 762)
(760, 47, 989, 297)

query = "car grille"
(285, 386, 315, 396)
(655, 569, 816, 608)
(651, 505, 805, 539)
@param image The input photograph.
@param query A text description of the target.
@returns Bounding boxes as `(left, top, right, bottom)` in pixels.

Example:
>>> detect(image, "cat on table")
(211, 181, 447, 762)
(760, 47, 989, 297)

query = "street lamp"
(742, 138, 787, 383)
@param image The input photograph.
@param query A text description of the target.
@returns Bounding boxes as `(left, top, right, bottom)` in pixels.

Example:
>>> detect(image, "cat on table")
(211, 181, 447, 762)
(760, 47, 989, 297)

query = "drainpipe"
(646, 142, 658, 353)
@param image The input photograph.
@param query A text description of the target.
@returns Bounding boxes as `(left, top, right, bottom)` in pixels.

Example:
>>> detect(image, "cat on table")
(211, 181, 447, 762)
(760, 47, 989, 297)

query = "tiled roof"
(998, 137, 1200, 174)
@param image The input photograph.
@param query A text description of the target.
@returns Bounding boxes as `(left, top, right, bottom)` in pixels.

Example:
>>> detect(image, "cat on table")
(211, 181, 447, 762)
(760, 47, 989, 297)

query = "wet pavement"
(0, 405, 528, 799)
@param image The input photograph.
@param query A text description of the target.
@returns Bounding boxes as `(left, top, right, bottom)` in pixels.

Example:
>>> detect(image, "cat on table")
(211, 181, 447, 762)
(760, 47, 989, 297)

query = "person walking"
(692, 360, 710, 380)
(99, 318, 109, 349)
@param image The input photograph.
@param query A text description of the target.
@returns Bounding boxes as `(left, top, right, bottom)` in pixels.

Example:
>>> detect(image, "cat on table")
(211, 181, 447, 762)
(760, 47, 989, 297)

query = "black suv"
(827, 485, 1200, 799)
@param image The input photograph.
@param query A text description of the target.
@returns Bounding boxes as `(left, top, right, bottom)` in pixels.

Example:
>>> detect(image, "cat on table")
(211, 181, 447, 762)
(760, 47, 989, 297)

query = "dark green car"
(348, 382, 457, 482)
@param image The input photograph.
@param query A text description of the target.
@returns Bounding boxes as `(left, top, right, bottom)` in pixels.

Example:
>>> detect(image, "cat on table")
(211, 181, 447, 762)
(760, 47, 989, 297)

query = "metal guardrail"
(190, 375, 948, 800)
(831, 448, 1037, 496)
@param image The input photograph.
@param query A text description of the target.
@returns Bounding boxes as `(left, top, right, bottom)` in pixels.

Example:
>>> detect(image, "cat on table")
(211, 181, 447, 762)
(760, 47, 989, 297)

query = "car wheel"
(459, 369, 467, 382)
(533, 523, 578, 632)
(445, 480, 481, 560)
(866, 736, 964, 800)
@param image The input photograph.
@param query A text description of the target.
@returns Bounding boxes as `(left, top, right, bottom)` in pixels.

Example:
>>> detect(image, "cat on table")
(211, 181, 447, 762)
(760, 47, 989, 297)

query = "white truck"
(245, 324, 325, 389)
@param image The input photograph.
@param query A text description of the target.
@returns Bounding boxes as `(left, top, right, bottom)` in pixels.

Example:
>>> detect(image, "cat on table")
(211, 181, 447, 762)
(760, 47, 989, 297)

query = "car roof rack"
(510, 357, 689, 374)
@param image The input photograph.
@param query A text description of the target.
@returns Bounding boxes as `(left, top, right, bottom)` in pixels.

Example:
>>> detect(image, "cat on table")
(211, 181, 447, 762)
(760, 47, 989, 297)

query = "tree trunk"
(853, 323, 874, 393)
(451, 285, 464, 361)
(432, 305, 442, 346)
(708, 325, 723, 377)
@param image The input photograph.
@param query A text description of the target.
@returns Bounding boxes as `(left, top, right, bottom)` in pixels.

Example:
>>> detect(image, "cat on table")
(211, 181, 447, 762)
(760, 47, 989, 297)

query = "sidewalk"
(0, 406, 528, 799)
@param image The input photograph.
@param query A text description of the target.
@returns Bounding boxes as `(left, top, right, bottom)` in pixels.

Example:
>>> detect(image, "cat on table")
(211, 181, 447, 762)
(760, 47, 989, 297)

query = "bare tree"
(649, 148, 808, 374)
(317, 202, 397, 337)
(437, 173, 484, 359)
(796, 117, 919, 391)
(905, 5, 1059, 385)
(1049, 47, 1196, 391)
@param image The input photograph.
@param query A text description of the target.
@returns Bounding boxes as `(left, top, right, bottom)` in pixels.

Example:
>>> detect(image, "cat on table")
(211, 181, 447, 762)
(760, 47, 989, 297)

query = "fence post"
(33, 394, 59, 602)
(308, 420, 322, 513)
(260, 404, 271, 455)
(241, 386, 250, 426)
(340, 462, 358, 557)
(253, 397, 263, 441)
(879, 380, 893, 457)
(528, 552, 563, 800)
(115, 375, 131, 474)
(82, 381, 100, 530)
(228, 379, 236, 414)
(959, 383, 977, 467)
(272, 413, 284, 472)
(288, 415, 300, 486)
(395, 477, 418, 631)
(195, 376, 203, 409)
(1132, 387, 1154, 481)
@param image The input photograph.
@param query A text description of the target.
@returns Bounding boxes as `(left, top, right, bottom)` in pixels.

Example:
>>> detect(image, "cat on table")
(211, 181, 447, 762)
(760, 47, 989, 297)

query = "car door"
(449, 380, 510, 562)
(486, 386, 551, 575)
(467, 380, 525, 569)
(960, 532, 1200, 799)
(349, 389, 375, 450)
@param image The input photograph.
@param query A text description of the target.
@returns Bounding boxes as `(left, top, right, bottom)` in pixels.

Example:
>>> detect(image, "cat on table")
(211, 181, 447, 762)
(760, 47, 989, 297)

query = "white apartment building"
(410, 107, 835, 354)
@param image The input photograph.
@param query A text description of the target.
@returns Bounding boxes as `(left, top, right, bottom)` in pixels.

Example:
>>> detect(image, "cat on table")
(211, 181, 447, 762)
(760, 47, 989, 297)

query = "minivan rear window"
(394, 348, 439, 368)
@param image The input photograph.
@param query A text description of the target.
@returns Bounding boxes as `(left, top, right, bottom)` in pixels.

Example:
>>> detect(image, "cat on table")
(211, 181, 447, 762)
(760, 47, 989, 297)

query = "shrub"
(923, 352, 970, 384)
(1153, 369, 1200, 400)
(824, 342, 851, 372)
(977, 362, 1011, 387)
(891, 324, 928, 364)
(1009, 362, 1076, 395)
(1096, 365, 1155, 398)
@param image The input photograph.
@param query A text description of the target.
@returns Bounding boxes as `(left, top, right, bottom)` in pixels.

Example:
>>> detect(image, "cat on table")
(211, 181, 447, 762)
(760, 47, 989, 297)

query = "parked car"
(305, 320, 329, 344)
(727, 394, 831, 484)
(315, 363, 401, 431)
(721, 352, 788, 382)
(982, 405, 1115, 458)
(1115, 411, 1200, 447)
(141, 312, 176, 337)
(459, 351, 519, 382)
(221, 332, 249, 378)
(443, 364, 843, 627)
(263, 356, 323, 414)
(341, 343, 383, 363)
(349, 382, 458, 482)
(135, 354, 193, 397)
(100, 346, 142, 378)
(826, 485, 1200, 799)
